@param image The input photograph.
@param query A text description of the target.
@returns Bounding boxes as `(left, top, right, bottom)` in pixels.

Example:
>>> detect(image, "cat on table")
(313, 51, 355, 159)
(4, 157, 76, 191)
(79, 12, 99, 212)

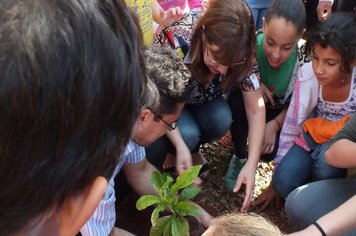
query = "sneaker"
(225, 154, 246, 191)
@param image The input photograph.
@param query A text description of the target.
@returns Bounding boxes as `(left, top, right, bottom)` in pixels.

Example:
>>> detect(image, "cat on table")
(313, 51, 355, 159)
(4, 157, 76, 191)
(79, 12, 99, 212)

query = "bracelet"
(313, 222, 326, 236)
(273, 118, 281, 130)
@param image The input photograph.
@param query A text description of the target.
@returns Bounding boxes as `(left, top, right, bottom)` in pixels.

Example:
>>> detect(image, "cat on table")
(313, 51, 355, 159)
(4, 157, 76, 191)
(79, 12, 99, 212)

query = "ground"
(116, 142, 298, 235)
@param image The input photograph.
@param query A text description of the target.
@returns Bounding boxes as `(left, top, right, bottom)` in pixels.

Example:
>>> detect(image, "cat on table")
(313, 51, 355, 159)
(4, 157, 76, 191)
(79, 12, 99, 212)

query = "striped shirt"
(81, 140, 145, 236)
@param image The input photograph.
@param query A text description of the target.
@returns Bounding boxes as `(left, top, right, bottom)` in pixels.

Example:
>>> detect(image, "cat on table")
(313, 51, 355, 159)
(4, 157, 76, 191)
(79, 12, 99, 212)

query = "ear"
(56, 176, 108, 236)
(139, 109, 153, 122)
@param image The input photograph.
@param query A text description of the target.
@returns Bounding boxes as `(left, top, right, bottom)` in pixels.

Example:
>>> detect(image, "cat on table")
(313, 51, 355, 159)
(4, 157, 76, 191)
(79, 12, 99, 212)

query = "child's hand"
(160, 7, 185, 27)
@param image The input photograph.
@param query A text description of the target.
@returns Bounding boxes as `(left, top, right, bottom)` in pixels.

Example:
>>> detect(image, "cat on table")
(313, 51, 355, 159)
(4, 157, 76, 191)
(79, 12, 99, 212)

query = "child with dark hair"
(227, 0, 307, 206)
(0, 0, 146, 235)
(261, 12, 356, 208)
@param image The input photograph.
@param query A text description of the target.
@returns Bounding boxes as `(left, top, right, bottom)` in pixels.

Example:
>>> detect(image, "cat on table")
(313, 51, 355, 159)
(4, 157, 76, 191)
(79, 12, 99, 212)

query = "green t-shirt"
(256, 33, 297, 102)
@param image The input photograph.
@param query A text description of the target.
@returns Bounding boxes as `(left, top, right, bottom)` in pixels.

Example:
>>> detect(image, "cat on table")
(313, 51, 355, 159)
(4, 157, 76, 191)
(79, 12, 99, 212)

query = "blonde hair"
(205, 213, 281, 236)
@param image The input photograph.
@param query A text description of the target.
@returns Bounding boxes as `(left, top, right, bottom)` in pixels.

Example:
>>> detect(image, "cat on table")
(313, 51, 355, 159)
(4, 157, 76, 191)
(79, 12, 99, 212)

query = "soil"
(116, 141, 298, 235)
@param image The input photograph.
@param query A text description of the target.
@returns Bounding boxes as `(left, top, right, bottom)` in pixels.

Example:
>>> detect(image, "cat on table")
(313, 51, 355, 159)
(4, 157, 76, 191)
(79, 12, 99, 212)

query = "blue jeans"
(285, 178, 356, 235)
(273, 140, 347, 199)
(146, 96, 232, 169)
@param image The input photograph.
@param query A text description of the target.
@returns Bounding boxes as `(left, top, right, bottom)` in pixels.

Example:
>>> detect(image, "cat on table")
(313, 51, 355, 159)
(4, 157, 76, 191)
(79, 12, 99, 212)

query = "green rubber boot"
(225, 154, 246, 191)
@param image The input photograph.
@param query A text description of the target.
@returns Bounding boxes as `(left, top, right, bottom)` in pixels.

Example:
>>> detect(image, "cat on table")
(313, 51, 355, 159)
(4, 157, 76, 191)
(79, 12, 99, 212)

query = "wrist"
(273, 118, 281, 131)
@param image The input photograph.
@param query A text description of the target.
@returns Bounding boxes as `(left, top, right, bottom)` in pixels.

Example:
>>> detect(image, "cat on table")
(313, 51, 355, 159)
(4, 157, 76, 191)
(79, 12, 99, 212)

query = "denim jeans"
(285, 178, 356, 235)
(146, 96, 232, 169)
(273, 139, 347, 199)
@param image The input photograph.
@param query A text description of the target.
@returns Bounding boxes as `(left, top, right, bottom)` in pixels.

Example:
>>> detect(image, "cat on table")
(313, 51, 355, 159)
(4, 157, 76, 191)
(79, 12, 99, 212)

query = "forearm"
(166, 127, 186, 149)
(151, 0, 165, 25)
(325, 139, 356, 168)
(246, 108, 265, 167)
(124, 160, 158, 196)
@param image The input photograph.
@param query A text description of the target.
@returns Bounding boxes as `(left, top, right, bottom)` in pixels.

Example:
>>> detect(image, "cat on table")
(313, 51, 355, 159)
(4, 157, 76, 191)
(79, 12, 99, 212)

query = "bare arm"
(234, 88, 265, 212)
(123, 159, 158, 196)
(151, 0, 184, 27)
(288, 195, 356, 236)
(325, 139, 356, 168)
(166, 128, 193, 175)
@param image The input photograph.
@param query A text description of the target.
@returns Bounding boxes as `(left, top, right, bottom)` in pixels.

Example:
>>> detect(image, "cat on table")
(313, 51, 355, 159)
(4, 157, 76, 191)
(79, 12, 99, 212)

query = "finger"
(260, 197, 273, 211)
(240, 186, 253, 213)
(233, 177, 243, 193)
(193, 177, 203, 186)
(265, 92, 275, 106)
(252, 196, 266, 206)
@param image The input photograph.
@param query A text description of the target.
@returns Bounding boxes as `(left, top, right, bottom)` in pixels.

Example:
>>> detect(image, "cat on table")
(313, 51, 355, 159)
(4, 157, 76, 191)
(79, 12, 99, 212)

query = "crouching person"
(81, 45, 213, 236)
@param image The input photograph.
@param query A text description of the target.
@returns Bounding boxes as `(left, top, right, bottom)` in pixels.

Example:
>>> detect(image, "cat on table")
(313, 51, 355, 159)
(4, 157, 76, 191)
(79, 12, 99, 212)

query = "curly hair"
(144, 45, 192, 115)
(305, 12, 356, 73)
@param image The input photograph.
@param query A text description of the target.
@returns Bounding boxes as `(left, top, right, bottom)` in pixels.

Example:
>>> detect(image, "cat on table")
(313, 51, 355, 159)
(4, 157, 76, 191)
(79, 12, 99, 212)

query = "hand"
(260, 83, 275, 106)
(261, 120, 278, 154)
(175, 144, 202, 185)
(160, 7, 185, 27)
(252, 184, 282, 211)
(316, 1, 332, 21)
(233, 162, 256, 213)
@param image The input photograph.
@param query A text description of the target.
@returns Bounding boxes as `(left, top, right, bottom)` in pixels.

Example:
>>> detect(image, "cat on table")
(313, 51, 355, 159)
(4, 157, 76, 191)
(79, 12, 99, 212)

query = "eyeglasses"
(206, 46, 246, 67)
(152, 111, 178, 131)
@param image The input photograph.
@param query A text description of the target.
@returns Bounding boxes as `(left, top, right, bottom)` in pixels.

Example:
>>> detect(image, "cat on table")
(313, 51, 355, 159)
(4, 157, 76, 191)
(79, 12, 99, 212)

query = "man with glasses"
(81, 45, 213, 236)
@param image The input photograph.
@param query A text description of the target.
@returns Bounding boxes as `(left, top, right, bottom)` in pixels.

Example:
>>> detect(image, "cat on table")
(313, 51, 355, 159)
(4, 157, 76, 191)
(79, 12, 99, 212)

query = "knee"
(179, 125, 200, 151)
(314, 165, 347, 180)
(285, 189, 308, 228)
(272, 172, 296, 199)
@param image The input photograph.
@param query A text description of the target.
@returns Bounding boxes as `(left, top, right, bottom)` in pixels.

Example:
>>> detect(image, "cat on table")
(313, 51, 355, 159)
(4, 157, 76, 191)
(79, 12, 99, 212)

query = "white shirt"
(80, 141, 145, 236)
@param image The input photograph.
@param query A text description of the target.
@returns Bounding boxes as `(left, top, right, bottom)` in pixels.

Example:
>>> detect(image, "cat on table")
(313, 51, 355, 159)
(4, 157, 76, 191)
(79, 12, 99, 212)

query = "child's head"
(202, 213, 281, 236)
(262, 0, 306, 69)
(307, 12, 356, 75)
(0, 0, 145, 235)
(189, 0, 256, 90)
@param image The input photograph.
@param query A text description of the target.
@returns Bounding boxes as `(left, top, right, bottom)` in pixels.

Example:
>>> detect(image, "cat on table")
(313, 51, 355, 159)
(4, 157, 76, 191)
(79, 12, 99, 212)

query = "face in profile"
(262, 17, 301, 69)
(133, 103, 184, 147)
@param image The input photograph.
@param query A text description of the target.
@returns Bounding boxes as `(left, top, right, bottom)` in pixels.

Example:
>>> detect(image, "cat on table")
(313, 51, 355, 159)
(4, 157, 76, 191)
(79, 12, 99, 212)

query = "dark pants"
(228, 88, 281, 162)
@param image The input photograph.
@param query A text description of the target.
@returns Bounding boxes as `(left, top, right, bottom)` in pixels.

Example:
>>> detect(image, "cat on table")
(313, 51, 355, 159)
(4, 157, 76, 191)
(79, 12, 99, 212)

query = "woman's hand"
(233, 162, 257, 213)
(260, 82, 275, 106)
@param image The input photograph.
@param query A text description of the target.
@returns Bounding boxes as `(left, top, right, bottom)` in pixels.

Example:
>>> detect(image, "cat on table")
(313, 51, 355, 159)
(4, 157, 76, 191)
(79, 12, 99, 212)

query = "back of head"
(0, 0, 145, 234)
(189, 0, 256, 90)
(306, 12, 356, 73)
(265, 0, 306, 34)
(206, 213, 281, 236)
(144, 45, 191, 115)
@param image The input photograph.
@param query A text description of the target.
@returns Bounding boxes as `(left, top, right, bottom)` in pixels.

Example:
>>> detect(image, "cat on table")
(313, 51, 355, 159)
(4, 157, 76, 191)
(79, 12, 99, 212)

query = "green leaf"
(162, 174, 174, 198)
(150, 216, 173, 236)
(151, 204, 165, 225)
(136, 195, 161, 210)
(162, 219, 172, 236)
(171, 217, 189, 236)
(151, 171, 164, 193)
(173, 201, 201, 217)
(170, 165, 202, 196)
(179, 185, 201, 202)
